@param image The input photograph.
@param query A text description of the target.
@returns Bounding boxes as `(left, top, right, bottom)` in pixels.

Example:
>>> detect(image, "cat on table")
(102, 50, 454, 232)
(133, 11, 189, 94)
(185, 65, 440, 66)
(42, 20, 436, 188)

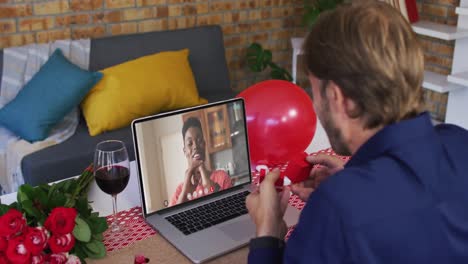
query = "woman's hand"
(177, 159, 204, 204)
(290, 154, 345, 201)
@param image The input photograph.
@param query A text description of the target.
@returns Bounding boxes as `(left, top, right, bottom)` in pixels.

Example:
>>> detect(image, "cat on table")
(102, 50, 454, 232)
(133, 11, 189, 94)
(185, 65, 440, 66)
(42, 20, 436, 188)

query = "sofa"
(0, 25, 235, 186)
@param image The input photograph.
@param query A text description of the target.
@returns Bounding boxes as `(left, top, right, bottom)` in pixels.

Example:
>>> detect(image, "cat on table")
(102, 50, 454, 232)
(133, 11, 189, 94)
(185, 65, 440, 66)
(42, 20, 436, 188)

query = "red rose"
(48, 233, 75, 254)
(24, 227, 49, 255)
(0, 253, 8, 264)
(46, 253, 68, 264)
(31, 253, 45, 264)
(0, 237, 7, 252)
(6, 236, 31, 264)
(0, 209, 26, 237)
(44, 208, 77, 235)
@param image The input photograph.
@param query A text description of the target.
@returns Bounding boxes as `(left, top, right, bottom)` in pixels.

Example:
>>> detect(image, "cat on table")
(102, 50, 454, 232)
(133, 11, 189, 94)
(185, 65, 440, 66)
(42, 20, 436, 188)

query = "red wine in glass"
(95, 165, 130, 195)
(94, 140, 130, 233)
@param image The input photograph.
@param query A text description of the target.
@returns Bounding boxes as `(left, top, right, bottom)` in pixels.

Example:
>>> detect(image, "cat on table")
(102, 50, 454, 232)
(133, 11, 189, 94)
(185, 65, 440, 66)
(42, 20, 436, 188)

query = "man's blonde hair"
(303, 1, 424, 128)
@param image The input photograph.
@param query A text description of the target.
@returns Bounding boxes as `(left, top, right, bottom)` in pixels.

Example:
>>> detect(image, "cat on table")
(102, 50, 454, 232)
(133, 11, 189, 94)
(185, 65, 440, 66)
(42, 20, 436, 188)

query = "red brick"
(168, 0, 194, 3)
(138, 19, 168, 32)
(36, 29, 71, 43)
(271, 29, 293, 40)
(93, 11, 122, 23)
(34, 1, 70, 15)
(196, 3, 208, 14)
(19, 17, 55, 31)
(183, 5, 197, 16)
(221, 24, 238, 35)
(168, 5, 182, 17)
(55, 14, 90, 26)
(210, 1, 234, 12)
(72, 26, 106, 39)
(122, 7, 153, 21)
(137, 0, 166, 6)
(0, 19, 16, 34)
(0, 4, 32, 18)
(105, 0, 135, 9)
(249, 32, 269, 43)
(0, 33, 35, 49)
(156, 6, 168, 17)
(168, 17, 196, 30)
(197, 14, 223, 26)
(110, 22, 138, 35)
(70, 0, 103, 11)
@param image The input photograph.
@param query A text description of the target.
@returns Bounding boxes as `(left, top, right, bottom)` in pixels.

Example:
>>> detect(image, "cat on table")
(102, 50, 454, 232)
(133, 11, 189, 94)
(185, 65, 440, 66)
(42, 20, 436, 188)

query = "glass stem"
(111, 194, 120, 232)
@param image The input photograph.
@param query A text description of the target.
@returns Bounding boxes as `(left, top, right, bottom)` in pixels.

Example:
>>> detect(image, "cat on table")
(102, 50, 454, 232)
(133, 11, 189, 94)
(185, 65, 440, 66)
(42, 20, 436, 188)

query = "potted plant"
(303, 0, 344, 29)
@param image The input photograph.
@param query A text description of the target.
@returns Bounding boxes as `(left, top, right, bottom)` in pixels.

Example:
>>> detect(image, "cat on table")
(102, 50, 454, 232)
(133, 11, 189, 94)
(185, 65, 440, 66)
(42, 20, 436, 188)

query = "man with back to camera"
(246, 1, 468, 263)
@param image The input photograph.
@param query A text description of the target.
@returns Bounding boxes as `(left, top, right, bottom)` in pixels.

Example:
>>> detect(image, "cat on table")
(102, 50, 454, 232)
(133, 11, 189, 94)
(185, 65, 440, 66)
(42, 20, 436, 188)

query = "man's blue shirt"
(248, 113, 468, 263)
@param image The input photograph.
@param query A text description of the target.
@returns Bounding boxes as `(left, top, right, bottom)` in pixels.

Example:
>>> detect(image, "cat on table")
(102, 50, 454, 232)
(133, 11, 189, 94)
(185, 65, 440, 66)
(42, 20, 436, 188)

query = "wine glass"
(94, 140, 130, 233)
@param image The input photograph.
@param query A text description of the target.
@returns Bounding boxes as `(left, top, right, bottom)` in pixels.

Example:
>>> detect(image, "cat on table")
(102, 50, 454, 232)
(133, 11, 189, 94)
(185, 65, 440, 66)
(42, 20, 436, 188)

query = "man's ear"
(327, 82, 357, 118)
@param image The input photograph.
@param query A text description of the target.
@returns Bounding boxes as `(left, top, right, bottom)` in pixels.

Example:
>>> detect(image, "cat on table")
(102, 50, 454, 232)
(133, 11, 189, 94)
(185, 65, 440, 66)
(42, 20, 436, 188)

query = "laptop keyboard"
(165, 191, 250, 235)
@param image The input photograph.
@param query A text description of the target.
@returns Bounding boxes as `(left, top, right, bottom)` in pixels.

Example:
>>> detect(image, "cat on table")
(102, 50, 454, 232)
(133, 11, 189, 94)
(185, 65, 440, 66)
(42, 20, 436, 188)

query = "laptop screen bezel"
(131, 98, 253, 217)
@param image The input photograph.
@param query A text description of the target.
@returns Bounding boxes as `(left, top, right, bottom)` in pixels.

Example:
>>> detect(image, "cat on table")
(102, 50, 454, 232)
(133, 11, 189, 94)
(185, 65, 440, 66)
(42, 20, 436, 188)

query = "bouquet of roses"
(0, 165, 108, 264)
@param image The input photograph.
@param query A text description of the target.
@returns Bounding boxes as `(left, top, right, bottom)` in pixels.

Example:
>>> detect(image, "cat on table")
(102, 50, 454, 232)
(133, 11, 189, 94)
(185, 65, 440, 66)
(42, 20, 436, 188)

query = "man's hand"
(246, 169, 290, 238)
(290, 154, 345, 201)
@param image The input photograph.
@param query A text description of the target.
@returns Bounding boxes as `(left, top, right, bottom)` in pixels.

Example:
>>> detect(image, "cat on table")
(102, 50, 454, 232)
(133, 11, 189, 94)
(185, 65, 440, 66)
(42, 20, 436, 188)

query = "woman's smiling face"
(184, 126, 206, 162)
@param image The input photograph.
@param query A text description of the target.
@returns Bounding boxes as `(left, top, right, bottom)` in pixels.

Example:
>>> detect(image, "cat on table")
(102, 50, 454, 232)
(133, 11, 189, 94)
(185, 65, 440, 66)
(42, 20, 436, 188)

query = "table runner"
(103, 148, 349, 252)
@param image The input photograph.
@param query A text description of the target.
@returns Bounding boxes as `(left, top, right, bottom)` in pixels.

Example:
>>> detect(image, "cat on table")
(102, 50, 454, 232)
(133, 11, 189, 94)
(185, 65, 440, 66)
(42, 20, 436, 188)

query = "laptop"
(131, 98, 300, 263)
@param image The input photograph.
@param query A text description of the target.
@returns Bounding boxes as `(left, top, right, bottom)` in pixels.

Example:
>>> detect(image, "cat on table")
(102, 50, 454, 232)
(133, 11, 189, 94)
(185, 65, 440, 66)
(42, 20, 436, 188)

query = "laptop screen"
(133, 99, 251, 215)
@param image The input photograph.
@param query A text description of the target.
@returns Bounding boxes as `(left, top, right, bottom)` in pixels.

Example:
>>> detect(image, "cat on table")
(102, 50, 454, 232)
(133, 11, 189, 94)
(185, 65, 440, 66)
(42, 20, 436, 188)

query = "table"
(89, 233, 249, 264)
(0, 147, 337, 263)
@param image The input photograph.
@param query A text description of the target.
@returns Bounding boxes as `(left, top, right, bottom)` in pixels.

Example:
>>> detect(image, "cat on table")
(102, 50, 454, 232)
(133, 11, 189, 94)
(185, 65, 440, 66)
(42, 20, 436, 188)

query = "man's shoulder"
(435, 123, 468, 146)
(314, 157, 418, 228)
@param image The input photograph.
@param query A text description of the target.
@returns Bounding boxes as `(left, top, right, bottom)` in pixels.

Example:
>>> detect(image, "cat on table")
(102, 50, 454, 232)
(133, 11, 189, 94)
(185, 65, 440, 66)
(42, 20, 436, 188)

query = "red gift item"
(283, 152, 312, 184)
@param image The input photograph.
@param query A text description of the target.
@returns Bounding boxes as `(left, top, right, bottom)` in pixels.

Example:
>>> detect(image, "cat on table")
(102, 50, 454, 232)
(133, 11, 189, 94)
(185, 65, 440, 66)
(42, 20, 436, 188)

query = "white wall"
(135, 115, 184, 213)
(305, 121, 331, 153)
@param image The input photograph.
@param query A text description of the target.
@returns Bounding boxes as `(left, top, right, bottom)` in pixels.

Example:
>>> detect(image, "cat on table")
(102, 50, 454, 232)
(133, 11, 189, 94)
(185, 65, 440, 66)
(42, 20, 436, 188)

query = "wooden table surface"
(88, 234, 249, 264)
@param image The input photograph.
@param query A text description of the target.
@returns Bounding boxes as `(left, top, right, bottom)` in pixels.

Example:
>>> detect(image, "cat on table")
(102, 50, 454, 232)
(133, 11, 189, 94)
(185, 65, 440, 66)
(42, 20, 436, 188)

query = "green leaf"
(17, 184, 34, 203)
(302, 8, 321, 28)
(0, 205, 10, 215)
(21, 200, 40, 217)
(73, 217, 92, 242)
(246, 43, 269, 72)
(49, 193, 67, 208)
(72, 242, 88, 263)
(76, 198, 91, 218)
(84, 240, 106, 259)
(35, 188, 49, 208)
(92, 233, 103, 241)
(87, 216, 108, 234)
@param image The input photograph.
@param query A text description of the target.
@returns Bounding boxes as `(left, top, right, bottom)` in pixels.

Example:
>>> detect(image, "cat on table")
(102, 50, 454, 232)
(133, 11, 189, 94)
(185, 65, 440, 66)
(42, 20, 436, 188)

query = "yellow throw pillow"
(81, 49, 208, 136)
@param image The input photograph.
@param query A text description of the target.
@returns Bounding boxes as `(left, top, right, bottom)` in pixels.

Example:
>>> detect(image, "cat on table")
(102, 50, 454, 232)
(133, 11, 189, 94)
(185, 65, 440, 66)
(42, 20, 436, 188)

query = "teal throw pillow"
(0, 49, 103, 142)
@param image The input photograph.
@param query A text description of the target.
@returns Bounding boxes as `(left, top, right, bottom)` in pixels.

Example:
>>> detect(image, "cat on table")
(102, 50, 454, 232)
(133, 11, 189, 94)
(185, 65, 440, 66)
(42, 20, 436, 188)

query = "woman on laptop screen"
(170, 117, 232, 206)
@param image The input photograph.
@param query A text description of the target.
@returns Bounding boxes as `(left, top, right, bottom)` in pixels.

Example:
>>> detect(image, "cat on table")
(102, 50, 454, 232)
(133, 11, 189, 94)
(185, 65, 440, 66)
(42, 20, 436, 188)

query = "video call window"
(135, 101, 250, 214)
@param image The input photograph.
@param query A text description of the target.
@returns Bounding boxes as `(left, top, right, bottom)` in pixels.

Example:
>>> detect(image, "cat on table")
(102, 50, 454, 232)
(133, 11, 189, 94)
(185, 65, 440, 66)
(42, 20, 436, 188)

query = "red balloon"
(237, 80, 317, 168)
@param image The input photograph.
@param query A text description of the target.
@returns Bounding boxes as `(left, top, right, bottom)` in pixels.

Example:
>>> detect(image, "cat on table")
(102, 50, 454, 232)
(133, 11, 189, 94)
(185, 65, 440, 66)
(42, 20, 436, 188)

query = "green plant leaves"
(246, 43, 293, 81)
(247, 43, 272, 72)
(87, 214, 108, 234)
(0, 204, 10, 216)
(74, 217, 92, 242)
(84, 240, 106, 259)
(302, 0, 344, 28)
(303, 8, 321, 28)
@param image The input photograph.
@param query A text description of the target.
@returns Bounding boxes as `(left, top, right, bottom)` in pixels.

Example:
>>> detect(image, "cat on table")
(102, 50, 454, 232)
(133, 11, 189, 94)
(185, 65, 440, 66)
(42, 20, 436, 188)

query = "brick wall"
(0, 0, 305, 93)
(417, 0, 460, 121)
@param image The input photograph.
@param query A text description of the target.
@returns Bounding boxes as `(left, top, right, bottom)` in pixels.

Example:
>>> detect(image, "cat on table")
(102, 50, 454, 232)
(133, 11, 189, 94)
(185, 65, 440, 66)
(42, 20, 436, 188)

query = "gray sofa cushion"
(9, 25, 234, 186)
